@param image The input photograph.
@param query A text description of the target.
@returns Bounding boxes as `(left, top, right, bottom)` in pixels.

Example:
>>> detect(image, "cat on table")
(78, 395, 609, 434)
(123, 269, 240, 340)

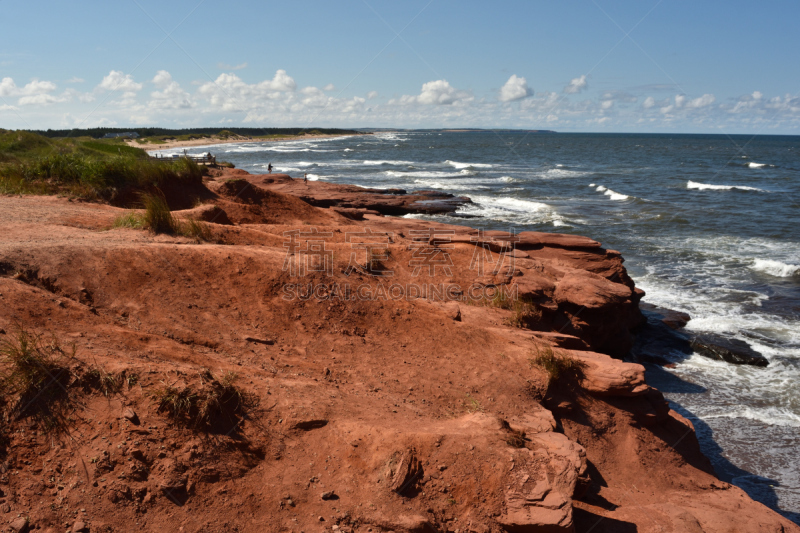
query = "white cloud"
(0, 78, 58, 97)
(98, 70, 143, 93)
(197, 70, 298, 113)
(0, 77, 67, 106)
(149, 70, 194, 110)
(392, 80, 472, 106)
(686, 93, 715, 108)
(66, 77, 85, 84)
(217, 62, 248, 71)
(323, 83, 335, 91)
(499, 75, 533, 102)
(601, 100, 614, 110)
(643, 96, 656, 109)
(261, 69, 297, 92)
(366, 91, 378, 100)
(564, 75, 588, 94)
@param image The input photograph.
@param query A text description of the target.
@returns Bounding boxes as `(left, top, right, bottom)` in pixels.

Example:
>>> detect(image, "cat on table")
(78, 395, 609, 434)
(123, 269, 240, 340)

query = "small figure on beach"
(304, 173, 308, 184)
(268, 163, 273, 174)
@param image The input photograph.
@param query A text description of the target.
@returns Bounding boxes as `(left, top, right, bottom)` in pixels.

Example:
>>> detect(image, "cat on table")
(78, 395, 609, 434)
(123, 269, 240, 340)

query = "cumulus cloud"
(66, 77, 85, 84)
(564, 75, 588, 94)
(499, 75, 533, 102)
(217, 62, 248, 71)
(197, 70, 298, 112)
(97, 71, 143, 93)
(323, 83, 335, 91)
(686, 93, 715, 108)
(149, 70, 194, 110)
(3, 69, 799, 133)
(0, 77, 66, 106)
(392, 80, 472, 106)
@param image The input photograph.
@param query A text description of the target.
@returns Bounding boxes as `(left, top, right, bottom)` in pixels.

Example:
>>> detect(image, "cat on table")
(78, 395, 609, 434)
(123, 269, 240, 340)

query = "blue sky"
(1, 0, 798, 133)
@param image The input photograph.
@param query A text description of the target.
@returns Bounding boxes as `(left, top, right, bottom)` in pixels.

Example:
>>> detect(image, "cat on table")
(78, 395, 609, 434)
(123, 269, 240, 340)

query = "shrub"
(529, 346, 585, 383)
(0, 327, 76, 433)
(151, 370, 258, 434)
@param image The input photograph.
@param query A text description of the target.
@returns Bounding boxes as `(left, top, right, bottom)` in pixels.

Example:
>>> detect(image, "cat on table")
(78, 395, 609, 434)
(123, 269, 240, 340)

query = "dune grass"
(0, 129, 204, 201)
(112, 193, 213, 241)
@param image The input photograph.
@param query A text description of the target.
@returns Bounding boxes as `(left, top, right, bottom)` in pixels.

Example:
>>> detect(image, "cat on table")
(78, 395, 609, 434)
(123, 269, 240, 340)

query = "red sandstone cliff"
(0, 170, 794, 533)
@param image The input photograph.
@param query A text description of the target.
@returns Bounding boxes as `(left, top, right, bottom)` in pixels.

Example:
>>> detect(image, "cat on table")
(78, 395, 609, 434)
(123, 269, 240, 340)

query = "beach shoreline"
(125, 132, 369, 151)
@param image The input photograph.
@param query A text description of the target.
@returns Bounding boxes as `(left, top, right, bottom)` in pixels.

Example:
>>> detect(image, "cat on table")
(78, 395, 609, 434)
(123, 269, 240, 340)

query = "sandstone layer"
(0, 169, 794, 533)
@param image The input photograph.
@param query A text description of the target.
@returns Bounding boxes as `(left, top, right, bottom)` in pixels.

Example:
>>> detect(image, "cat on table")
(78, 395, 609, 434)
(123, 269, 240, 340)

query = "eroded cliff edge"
(0, 169, 794, 533)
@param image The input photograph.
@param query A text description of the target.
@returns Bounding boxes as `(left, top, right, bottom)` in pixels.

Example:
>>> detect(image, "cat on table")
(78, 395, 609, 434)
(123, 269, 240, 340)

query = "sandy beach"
(124, 132, 369, 151)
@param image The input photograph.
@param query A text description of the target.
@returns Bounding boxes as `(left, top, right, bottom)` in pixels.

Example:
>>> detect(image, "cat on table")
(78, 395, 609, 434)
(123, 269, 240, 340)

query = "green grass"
(142, 192, 178, 234)
(112, 212, 145, 229)
(112, 202, 213, 242)
(528, 346, 586, 383)
(0, 130, 204, 202)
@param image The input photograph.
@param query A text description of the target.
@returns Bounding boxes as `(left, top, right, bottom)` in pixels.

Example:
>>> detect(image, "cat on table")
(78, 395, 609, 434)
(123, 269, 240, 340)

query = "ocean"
(151, 131, 800, 522)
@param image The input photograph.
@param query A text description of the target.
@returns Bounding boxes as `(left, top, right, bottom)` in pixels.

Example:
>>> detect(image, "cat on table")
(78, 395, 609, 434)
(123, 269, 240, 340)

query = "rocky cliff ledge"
(0, 169, 794, 532)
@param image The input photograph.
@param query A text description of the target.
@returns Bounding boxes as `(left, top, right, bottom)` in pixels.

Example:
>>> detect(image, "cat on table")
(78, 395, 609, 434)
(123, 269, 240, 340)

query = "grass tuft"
(151, 369, 258, 434)
(464, 393, 484, 413)
(180, 217, 212, 242)
(112, 211, 144, 229)
(507, 298, 543, 328)
(528, 345, 586, 383)
(0, 327, 76, 433)
(77, 367, 123, 397)
(141, 191, 178, 234)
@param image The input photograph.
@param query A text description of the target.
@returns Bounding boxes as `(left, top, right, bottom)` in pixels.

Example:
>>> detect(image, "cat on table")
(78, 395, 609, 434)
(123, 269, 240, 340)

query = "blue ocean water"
(152, 131, 800, 522)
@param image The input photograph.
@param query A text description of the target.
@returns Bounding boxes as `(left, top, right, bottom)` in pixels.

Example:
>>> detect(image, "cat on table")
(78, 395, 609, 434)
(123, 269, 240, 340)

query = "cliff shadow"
(573, 507, 637, 533)
(644, 363, 800, 525)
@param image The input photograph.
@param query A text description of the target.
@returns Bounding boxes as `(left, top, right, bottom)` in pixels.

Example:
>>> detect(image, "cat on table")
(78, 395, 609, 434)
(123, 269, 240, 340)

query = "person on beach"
(304, 173, 308, 184)
(268, 163, 273, 173)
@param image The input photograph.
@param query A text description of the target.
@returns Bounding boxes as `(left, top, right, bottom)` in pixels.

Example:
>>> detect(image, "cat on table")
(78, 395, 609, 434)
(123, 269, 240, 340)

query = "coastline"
(125, 132, 368, 151)
(0, 165, 797, 531)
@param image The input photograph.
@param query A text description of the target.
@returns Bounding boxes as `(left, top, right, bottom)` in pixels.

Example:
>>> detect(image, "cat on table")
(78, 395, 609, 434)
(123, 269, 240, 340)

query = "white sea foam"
(362, 160, 415, 166)
(456, 195, 565, 226)
(589, 183, 596, 187)
(747, 162, 768, 168)
(305, 173, 322, 181)
(499, 176, 515, 183)
(385, 169, 475, 179)
(703, 407, 800, 428)
(445, 160, 493, 169)
(687, 180, 765, 192)
(540, 168, 587, 178)
(751, 259, 800, 278)
(344, 148, 353, 152)
(604, 189, 629, 201)
(592, 184, 634, 201)
(413, 179, 489, 190)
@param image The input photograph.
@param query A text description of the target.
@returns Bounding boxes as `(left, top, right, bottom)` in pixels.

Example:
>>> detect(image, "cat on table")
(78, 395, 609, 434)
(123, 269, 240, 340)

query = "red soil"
(0, 170, 795, 533)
